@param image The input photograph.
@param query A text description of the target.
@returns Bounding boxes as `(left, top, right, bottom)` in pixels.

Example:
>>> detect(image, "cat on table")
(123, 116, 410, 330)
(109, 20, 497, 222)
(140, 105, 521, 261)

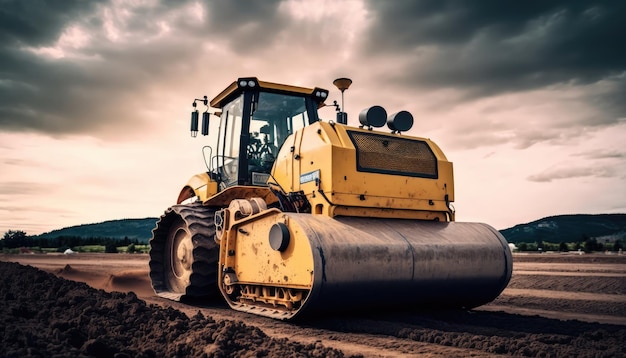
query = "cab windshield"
(248, 92, 308, 171)
(217, 91, 310, 188)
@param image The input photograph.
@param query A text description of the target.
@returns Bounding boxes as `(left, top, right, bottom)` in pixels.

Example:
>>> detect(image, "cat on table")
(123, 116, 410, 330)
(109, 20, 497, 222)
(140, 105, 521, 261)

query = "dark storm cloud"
(586, 76, 626, 125)
(0, 0, 105, 46)
(0, 0, 206, 136)
(0, 0, 102, 134)
(0, 51, 93, 134)
(364, 0, 626, 108)
(0, 0, 297, 136)
(201, 0, 289, 52)
(0, 45, 171, 136)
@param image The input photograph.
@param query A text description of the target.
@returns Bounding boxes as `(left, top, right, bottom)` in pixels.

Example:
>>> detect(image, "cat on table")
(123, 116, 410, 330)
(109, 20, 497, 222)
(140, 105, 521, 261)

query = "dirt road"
(2, 253, 625, 357)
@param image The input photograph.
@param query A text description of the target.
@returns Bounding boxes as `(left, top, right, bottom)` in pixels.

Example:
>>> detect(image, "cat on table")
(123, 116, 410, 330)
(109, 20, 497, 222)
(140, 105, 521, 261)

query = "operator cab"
(193, 77, 328, 190)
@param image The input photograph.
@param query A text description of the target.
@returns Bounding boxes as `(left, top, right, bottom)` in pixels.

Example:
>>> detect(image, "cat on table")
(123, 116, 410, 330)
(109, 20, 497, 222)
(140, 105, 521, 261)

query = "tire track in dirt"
(504, 288, 625, 303)
(150, 298, 499, 358)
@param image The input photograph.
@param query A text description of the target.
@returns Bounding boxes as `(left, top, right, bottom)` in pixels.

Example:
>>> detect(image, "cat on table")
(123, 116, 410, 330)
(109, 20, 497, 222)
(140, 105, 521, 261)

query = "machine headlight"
(387, 110, 414, 133)
(237, 78, 258, 88)
(313, 89, 329, 99)
(359, 106, 387, 128)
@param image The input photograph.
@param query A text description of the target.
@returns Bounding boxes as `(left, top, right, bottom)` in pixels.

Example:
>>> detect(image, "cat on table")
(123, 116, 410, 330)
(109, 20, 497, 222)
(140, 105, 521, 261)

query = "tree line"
(1, 230, 142, 253)
(515, 236, 623, 253)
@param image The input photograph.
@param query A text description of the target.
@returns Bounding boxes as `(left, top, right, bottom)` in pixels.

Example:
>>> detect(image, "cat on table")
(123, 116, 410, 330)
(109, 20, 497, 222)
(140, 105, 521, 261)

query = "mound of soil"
(2, 254, 626, 358)
(0, 262, 354, 358)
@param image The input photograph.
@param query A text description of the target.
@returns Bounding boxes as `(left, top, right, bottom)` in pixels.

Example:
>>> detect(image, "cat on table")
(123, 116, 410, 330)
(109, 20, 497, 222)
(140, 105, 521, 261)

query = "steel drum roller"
(291, 214, 512, 317)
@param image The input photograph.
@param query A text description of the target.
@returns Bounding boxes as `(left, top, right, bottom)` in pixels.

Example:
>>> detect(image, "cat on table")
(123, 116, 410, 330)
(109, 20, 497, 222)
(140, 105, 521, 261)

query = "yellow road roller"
(149, 77, 512, 320)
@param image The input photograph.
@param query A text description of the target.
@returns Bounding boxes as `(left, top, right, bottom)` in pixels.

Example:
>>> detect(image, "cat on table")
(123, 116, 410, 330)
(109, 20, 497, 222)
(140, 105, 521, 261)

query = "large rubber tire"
(148, 203, 219, 301)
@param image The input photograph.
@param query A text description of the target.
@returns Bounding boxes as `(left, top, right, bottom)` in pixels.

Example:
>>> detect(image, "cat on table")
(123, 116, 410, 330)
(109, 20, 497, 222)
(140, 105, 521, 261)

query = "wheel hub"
(172, 228, 192, 280)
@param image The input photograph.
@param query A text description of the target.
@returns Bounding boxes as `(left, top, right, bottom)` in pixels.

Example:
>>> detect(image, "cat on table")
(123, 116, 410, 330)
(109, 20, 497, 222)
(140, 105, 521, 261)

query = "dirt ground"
(1, 252, 625, 357)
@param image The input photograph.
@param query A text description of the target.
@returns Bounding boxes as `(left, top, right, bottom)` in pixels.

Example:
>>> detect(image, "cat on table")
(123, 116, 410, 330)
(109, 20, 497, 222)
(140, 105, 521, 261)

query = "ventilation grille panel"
(347, 131, 438, 178)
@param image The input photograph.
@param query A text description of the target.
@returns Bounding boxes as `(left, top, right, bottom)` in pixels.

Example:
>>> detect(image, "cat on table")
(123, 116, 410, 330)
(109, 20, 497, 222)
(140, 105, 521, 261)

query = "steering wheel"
(248, 140, 276, 172)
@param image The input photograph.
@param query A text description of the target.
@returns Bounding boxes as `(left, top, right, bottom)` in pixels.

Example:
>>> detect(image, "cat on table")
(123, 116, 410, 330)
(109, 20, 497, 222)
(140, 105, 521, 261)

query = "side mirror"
(190, 110, 199, 137)
(191, 95, 208, 138)
(202, 112, 210, 136)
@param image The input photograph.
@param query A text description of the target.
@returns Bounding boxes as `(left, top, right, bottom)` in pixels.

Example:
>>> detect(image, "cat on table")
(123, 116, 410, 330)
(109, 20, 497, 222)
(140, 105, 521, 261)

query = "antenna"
(333, 78, 352, 125)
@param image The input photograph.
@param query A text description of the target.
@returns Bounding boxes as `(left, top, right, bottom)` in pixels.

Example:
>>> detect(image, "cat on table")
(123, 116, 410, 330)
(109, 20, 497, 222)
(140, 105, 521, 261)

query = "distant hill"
(500, 214, 626, 244)
(35, 218, 159, 244)
(31, 213, 626, 245)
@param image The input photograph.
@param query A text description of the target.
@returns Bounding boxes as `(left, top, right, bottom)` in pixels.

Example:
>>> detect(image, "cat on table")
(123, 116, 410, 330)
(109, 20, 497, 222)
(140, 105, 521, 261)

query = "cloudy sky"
(1, 0, 625, 235)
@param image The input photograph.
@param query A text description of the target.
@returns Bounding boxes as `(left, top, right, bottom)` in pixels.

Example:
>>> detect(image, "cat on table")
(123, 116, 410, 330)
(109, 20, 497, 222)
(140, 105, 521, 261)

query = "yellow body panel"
(219, 210, 314, 288)
(177, 172, 218, 203)
(271, 121, 455, 220)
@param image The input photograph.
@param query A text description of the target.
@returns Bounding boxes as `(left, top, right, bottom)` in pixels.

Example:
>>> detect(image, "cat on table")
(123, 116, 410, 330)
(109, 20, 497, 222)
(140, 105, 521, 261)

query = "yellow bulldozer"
(149, 77, 512, 320)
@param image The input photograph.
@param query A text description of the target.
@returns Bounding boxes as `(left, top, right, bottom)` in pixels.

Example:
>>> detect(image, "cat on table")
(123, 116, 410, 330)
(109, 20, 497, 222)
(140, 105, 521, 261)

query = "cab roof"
(210, 77, 328, 108)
